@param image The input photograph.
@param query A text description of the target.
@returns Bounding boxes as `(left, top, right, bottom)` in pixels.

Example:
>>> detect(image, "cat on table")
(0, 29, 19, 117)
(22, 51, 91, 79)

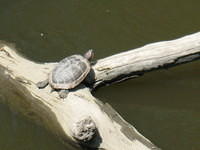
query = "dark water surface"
(0, 0, 200, 150)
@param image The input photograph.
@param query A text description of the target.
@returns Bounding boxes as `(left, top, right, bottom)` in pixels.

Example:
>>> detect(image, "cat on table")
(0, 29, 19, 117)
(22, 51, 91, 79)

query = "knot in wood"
(72, 116, 96, 143)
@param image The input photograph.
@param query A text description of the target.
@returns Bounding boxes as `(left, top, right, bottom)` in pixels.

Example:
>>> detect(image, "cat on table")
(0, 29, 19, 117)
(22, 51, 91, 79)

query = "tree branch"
(92, 32, 200, 88)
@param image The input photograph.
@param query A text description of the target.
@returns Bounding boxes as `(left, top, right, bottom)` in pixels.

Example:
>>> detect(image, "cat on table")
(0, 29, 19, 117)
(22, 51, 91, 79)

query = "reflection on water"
(0, 0, 200, 150)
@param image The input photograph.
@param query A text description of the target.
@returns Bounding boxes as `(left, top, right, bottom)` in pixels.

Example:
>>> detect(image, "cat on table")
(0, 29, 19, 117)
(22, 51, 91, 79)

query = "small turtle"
(36, 50, 94, 98)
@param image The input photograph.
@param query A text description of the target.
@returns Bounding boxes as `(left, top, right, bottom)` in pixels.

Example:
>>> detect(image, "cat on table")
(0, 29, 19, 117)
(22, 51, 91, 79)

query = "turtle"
(36, 49, 94, 98)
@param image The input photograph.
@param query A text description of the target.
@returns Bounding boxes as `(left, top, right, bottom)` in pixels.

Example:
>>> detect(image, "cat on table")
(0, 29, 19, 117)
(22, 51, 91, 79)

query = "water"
(0, 0, 200, 149)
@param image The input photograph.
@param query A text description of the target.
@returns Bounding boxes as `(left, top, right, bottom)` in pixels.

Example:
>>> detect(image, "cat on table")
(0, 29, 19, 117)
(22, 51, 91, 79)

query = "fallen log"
(92, 32, 200, 88)
(0, 32, 200, 150)
(0, 45, 160, 150)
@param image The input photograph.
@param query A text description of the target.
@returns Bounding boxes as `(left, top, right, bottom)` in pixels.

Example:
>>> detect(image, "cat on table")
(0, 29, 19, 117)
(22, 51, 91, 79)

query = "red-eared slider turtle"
(36, 50, 94, 98)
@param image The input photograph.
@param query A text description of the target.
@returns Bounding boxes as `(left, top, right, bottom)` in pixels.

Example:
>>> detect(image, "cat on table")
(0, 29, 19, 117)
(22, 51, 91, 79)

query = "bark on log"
(92, 32, 200, 88)
(0, 32, 200, 150)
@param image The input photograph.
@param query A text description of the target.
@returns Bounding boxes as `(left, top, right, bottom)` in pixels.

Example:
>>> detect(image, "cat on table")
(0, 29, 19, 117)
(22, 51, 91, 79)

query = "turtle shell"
(49, 55, 90, 89)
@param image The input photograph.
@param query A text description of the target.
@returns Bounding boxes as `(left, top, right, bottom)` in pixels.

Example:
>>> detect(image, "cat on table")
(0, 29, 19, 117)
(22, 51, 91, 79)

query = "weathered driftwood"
(0, 45, 160, 150)
(0, 32, 200, 150)
(92, 32, 200, 88)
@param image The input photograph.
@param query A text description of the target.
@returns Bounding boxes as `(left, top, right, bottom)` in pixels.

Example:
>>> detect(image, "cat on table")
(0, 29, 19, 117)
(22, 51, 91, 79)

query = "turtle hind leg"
(59, 89, 69, 99)
(36, 79, 49, 89)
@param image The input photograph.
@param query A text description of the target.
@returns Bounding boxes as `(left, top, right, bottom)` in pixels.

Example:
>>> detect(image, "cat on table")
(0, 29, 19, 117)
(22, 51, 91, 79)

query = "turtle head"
(84, 49, 94, 61)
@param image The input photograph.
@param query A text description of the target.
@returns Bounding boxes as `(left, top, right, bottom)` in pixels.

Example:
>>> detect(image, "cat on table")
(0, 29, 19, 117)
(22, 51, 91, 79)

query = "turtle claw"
(59, 90, 69, 99)
(36, 79, 49, 89)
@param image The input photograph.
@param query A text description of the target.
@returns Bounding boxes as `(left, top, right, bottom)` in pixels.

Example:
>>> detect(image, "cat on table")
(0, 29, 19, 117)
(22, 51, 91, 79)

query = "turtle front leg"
(36, 79, 49, 89)
(59, 89, 69, 98)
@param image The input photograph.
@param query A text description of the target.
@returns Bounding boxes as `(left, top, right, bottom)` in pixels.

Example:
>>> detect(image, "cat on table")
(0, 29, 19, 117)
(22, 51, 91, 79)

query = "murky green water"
(0, 0, 200, 149)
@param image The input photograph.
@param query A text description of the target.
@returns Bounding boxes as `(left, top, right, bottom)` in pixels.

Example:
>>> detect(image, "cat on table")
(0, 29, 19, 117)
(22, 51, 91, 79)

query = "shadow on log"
(1, 32, 200, 150)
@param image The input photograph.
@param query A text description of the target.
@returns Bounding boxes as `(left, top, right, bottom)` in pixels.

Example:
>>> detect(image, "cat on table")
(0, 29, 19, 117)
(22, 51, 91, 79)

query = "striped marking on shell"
(49, 55, 90, 89)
